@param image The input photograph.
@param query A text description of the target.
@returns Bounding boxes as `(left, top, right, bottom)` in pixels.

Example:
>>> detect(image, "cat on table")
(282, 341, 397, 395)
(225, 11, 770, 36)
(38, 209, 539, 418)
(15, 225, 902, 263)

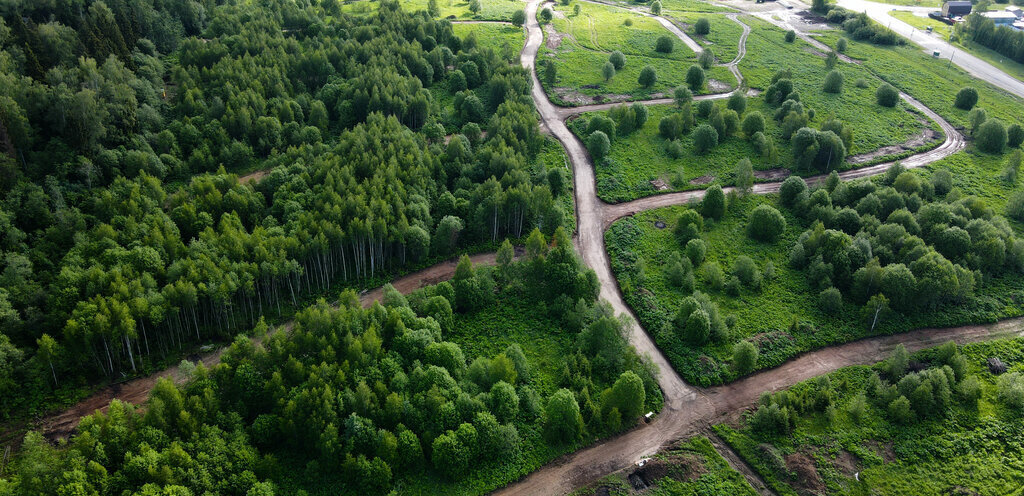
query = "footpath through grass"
(715, 337, 1024, 495)
(452, 22, 526, 61)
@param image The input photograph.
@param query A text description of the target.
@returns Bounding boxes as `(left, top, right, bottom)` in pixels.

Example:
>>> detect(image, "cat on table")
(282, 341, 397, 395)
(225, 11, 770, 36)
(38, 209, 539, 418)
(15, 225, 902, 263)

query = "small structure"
(1005, 6, 1023, 19)
(942, 1, 972, 18)
(983, 11, 1018, 27)
(988, 357, 1007, 375)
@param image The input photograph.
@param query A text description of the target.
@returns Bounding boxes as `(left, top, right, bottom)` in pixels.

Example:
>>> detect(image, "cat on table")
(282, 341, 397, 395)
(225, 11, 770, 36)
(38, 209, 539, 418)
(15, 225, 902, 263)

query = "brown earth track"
(27, 1, 1015, 495)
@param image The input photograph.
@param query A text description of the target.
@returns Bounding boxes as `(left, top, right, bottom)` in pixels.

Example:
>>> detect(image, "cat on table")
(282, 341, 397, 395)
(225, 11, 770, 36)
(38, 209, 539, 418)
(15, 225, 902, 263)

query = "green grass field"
(811, 30, 1024, 130)
(572, 86, 929, 203)
(715, 338, 1024, 495)
(552, 1, 694, 61)
(344, 0, 524, 20)
(452, 22, 526, 61)
(540, 1, 745, 104)
(605, 147, 1024, 385)
(671, 11, 745, 63)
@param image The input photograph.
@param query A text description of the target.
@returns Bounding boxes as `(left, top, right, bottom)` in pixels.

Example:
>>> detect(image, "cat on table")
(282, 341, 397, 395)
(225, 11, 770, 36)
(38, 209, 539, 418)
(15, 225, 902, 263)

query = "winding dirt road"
(28, 1, 1018, 494)
(496, 1, 986, 494)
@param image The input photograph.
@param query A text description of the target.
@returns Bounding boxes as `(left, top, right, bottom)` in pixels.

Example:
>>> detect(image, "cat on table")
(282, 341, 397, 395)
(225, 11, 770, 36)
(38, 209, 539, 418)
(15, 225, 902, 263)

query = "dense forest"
(0, 0, 571, 418)
(0, 231, 662, 495)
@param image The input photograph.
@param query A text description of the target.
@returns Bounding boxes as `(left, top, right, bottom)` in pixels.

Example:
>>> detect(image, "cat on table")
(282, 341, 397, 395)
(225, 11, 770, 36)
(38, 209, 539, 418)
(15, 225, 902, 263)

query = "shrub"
(686, 65, 705, 91)
(587, 115, 616, 140)
(638, 66, 658, 88)
(785, 29, 796, 42)
(728, 92, 747, 115)
(837, 37, 848, 52)
(686, 238, 706, 266)
(655, 35, 674, 53)
(931, 169, 953, 196)
(702, 262, 724, 290)
(889, 395, 914, 424)
(693, 123, 718, 154)
(819, 287, 843, 313)
(609, 51, 626, 70)
(969, 107, 987, 135)
(742, 111, 765, 137)
(976, 119, 1007, 154)
(694, 18, 710, 35)
(954, 87, 979, 110)
(696, 99, 714, 118)
(823, 70, 844, 94)
(698, 49, 715, 69)
(854, 78, 868, 88)
(779, 176, 808, 207)
(732, 341, 758, 374)
(825, 50, 838, 70)
(587, 131, 610, 161)
(702, 184, 726, 219)
(735, 157, 754, 194)
(666, 139, 684, 158)
(875, 83, 898, 107)
(748, 204, 786, 242)
(674, 86, 693, 106)
(511, 9, 526, 27)
(601, 61, 615, 81)
(997, 372, 1024, 411)
(540, 7, 553, 22)
(1008, 190, 1024, 222)
(732, 255, 761, 287)
(1005, 150, 1023, 184)
(1008, 124, 1024, 149)
(651, 0, 662, 14)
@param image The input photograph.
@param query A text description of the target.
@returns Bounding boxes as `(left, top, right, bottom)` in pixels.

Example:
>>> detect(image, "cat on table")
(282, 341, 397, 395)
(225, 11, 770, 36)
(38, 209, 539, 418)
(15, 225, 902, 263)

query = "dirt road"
(498, 0, 978, 494)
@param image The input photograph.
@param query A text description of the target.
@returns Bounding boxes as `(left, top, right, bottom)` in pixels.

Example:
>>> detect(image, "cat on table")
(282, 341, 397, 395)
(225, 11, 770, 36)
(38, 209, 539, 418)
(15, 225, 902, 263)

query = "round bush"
(587, 130, 611, 160)
(609, 51, 626, 70)
(742, 111, 765, 137)
(747, 204, 787, 242)
(876, 83, 899, 107)
(693, 124, 718, 154)
(698, 49, 715, 69)
(818, 287, 843, 313)
(540, 8, 552, 22)
(602, 61, 615, 81)
(651, 0, 662, 14)
(666, 139, 684, 158)
(836, 37, 848, 53)
(656, 35, 674, 53)
(694, 18, 710, 36)
(686, 65, 705, 91)
(728, 92, 747, 114)
(785, 30, 796, 42)
(779, 176, 808, 207)
(823, 70, 843, 94)
(976, 119, 1007, 154)
(954, 87, 979, 110)
(1008, 123, 1024, 149)
(674, 86, 693, 106)
(638, 65, 658, 88)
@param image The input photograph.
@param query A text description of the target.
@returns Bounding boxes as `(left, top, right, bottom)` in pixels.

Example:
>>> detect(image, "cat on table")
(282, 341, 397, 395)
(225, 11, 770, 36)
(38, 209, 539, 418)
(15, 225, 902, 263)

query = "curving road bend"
(499, 1, 985, 494)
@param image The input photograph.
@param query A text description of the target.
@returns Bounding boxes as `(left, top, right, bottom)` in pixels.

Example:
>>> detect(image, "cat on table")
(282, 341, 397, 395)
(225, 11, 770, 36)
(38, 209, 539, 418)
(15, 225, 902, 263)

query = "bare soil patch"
(832, 450, 859, 478)
(650, 178, 671, 190)
(544, 24, 565, 50)
(690, 175, 714, 185)
(785, 451, 825, 494)
(865, 440, 896, 463)
(707, 78, 732, 93)
(238, 169, 267, 185)
(753, 168, 790, 180)
(637, 451, 706, 486)
(847, 128, 941, 164)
